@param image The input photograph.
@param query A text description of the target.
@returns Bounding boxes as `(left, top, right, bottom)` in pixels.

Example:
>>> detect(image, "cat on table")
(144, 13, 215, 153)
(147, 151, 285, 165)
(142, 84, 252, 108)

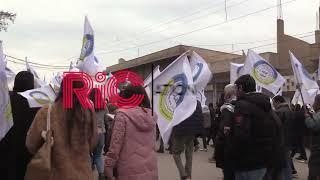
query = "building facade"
(107, 18, 320, 105)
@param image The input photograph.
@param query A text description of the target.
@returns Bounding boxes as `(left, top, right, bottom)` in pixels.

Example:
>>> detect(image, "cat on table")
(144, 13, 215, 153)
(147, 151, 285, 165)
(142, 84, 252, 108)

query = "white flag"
(317, 56, 320, 81)
(19, 85, 56, 108)
(189, 51, 212, 91)
(230, 63, 244, 84)
(196, 89, 206, 107)
(25, 58, 46, 88)
(144, 65, 161, 87)
(5, 67, 15, 83)
(0, 41, 13, 140)
(144, 65, 161, 100)
(76, 16, 102, 76)
(153, 53, 197, 144)
(289, 51, 319, 90)
(292, 87, 319, 106)
(51, 73, 63, 87)
(242, 49, 285, 95)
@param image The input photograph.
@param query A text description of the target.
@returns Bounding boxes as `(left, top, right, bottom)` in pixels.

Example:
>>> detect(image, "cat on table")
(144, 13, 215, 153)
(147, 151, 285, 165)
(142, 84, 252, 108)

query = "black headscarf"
(13, 71, 34, 92)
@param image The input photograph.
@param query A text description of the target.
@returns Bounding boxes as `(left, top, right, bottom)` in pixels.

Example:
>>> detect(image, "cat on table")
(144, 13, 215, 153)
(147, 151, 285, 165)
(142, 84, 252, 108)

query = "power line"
(94, 0, 298, 56)
(95, 0, 252, 53)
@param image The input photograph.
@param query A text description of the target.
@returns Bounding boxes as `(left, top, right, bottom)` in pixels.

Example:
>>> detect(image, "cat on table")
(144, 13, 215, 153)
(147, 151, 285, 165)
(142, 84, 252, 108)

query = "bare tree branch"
(0, 11, 17, 32)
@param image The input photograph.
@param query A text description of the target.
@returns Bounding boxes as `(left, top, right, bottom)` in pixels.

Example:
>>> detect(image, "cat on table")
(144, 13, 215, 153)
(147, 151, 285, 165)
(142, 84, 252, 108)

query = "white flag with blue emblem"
(0, 41, 13, 141)
(242, 49, 285, 95)
(153, 53, 197, 144)
(289, 51, 318, 90)
(230, 63, 244, 84)
(189, 51, 212, 91)
(19, 85, 56, 108)
(76, 16, 102, 76)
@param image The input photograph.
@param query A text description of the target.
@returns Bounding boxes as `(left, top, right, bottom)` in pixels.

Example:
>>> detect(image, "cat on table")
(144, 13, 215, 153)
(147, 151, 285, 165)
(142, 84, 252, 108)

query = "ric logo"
(63, 70, 144, 109)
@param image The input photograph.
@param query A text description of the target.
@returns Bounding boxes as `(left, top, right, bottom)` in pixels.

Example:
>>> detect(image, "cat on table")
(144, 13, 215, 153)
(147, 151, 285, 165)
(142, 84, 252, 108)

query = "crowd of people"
(0, 71, 319, 180)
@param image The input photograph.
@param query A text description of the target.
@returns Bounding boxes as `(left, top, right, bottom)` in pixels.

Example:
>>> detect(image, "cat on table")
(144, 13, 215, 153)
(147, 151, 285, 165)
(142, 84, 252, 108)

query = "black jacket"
(214, 101, 235, 169)
(275, 103, 295, 149)
(173, 101, 204, 136)
(230, 92, 276, 171)
(0, 71, 39, 180)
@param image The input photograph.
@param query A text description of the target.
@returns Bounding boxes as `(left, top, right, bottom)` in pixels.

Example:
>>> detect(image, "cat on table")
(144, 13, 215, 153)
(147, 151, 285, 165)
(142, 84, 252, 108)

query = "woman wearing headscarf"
(0, 71, 40, 180)
(214, 84, 237, 180)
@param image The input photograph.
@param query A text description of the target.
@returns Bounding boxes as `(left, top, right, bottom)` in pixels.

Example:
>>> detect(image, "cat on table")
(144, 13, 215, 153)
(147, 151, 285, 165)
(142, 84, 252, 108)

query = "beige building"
(107, 18, 320, 105)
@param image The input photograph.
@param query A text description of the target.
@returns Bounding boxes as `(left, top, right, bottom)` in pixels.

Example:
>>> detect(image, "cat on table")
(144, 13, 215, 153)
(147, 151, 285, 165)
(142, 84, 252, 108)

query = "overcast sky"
(0, 0, 319, 78)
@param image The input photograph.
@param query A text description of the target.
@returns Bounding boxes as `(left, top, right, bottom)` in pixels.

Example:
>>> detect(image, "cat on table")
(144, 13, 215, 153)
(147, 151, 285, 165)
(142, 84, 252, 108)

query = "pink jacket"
(105, 107, 158, 180)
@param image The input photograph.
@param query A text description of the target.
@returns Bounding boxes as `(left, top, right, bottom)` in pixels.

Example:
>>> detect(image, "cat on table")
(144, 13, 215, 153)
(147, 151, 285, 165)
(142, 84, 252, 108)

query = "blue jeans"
(235, 168, 267, 180)
(92, 133, 105, 174)
(284, 151, 292, 180)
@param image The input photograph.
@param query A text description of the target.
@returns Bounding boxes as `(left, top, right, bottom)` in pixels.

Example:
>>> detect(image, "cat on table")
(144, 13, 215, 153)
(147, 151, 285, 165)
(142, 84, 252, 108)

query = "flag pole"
(151, 63, 154, 116)
(293, 63, 306, 106)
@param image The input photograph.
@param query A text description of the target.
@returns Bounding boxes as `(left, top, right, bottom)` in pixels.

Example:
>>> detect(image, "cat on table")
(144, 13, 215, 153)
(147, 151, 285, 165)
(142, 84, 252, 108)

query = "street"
(158, 148, 309, 180)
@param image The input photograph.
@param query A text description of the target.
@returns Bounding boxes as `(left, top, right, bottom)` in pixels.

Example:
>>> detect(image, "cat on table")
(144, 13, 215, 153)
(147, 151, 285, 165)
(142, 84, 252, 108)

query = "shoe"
(296, 156, 307, 163)
(204, 148, 208, 152)
(157, 149, 164, 153)
(194, 145, 200, 152)
(208, 157, 215, 163)
(292, 170, 297, 175)
(98, 174, 106, 180)
(199, 148, 204, 151)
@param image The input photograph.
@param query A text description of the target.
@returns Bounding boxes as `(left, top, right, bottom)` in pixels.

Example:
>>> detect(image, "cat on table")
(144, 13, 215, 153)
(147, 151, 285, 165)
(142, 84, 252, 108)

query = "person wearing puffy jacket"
(104, 85, 158, 180)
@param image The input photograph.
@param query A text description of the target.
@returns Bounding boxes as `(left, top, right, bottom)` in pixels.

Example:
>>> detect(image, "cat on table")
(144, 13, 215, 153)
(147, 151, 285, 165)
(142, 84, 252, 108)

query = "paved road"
(97, 147, 309, 180)
(158, 147, 309, 180)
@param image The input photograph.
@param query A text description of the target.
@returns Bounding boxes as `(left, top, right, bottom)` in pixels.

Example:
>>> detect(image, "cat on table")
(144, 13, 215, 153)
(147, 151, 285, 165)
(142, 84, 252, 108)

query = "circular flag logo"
(237, 66, 243, 78)
(192, 63, 203, 81)
(29, 91, 52, 105)
(79, 34, 94, 61)
(253, 60, 278, 85)
(159, 73, 188, 121)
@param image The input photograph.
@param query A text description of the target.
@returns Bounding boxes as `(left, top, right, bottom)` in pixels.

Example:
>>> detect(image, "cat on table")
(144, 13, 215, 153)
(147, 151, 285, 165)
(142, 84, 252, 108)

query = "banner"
(153, 53, 197, 144)
(19, 85, 56, 108)
(189, 51, 212, 91)
(76, 16, 102, 76)
(230, 63, 244, 84)
(25, 58, 46, 88)
(289, 51, 319, 90)
(242, 49, 285, 95)
(0, 41, 13, 140)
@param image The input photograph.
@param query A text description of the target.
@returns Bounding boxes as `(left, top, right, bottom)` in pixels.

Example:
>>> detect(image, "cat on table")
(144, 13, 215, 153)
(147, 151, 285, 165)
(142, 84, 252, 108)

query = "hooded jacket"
(230, 92, 276, 171)
(104, 106, 158, 180)
(0, 71, 39, 180)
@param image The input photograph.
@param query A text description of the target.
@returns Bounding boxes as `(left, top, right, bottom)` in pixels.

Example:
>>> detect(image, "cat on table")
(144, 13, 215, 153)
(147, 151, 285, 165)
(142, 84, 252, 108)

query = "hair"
(89, 88, 106, 112)
(234, 74, 256, 93)
(273, 95, 286, 103)
(294, 104, 301, 111)
(119, 84, 151, 109)
(55, 79, 93, 145)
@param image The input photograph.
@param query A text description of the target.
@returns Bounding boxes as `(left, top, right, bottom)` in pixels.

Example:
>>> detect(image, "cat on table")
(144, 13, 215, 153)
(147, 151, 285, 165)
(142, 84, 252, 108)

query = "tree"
(0, 11, 16, 32)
